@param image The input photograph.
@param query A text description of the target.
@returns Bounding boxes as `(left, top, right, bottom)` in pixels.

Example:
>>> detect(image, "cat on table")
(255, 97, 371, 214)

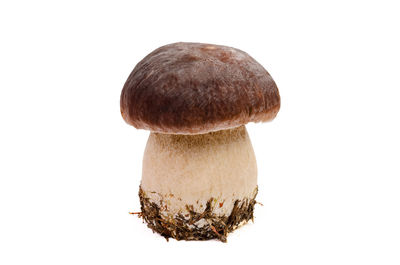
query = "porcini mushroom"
(120, 42, 280, 242)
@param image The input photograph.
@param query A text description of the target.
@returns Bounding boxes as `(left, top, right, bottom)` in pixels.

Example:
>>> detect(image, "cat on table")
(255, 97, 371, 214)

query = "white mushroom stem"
(141, 125, 257, 217)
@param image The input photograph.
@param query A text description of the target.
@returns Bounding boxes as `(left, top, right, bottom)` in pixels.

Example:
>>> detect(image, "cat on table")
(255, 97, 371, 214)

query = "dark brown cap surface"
(120, 42, 280, 134)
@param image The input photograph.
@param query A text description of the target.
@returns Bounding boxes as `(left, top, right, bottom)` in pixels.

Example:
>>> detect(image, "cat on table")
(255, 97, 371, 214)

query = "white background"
(1, 0, 399, 264)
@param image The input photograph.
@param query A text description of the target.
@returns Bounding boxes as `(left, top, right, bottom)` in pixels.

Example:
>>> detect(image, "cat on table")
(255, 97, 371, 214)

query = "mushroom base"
(138, 186, 258, 242)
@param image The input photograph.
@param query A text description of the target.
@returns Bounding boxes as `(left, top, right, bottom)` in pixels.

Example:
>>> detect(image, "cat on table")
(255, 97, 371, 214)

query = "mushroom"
(120, 42, 280, 242)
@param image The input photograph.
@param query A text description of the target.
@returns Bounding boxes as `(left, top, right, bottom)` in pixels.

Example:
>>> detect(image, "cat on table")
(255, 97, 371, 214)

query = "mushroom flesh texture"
(142, 125, 257, 222)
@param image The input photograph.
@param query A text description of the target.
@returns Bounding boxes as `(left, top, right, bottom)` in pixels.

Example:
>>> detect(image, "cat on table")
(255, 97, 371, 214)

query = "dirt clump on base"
(137, 186, 258, 243)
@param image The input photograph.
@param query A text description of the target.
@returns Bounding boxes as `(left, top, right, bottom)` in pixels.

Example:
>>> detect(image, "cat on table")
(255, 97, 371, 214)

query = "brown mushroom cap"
(120, 42, 280, 134)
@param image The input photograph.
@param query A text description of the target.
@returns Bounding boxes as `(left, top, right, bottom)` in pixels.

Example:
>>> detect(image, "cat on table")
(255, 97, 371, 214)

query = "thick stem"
(141, 125, 257, 216)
